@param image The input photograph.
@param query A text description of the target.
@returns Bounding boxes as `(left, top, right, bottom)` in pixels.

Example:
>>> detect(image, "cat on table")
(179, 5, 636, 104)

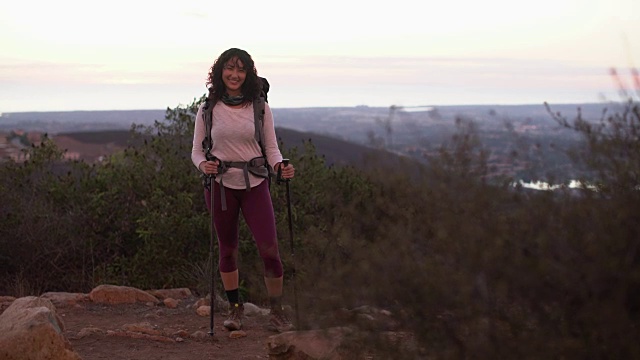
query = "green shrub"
(1, 97, 638, 358)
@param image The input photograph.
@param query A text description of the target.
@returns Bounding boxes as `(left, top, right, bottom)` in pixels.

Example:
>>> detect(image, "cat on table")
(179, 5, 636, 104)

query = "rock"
(194, 295, 228, 311)
(121, 322, 162, 336)
(172, 329, 189, 338)
(196, 305, 211, 317)
(163, 298, 179, 308)
(194, 297, 208, 308)
(190, 330, 209, 340)
(266, 327, 355, 360)
(89, 284, 160, 305)
(146, 288, 192, 300)
(0, 296, 81, 360)
(40, 292, 89, 308)
(229, 330, 247, 338)
(243, 302, 270, 316)
(335, 306, 399, 331)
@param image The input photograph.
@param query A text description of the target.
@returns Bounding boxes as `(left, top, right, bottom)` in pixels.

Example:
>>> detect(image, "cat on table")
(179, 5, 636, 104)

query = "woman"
(191, 48, 295, 333)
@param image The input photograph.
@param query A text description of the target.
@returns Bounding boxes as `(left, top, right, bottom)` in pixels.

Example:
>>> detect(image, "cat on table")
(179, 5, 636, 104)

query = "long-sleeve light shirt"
(191, 101, 283, 190)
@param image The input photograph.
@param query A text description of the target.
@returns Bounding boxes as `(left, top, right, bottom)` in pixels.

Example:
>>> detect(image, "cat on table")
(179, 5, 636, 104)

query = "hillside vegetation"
(56, 126, 404, 168)
(1, 95, 638, 359)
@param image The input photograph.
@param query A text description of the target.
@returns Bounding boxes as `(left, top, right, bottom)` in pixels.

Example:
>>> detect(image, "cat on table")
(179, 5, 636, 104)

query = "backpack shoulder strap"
(253, 95, 266, 158)
(201, 90, 215, 160)
(253, 78, 273, 184)
(253, 77, 269, 160)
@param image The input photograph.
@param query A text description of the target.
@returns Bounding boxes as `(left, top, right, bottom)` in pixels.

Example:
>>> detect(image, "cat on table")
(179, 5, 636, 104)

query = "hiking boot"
(268, 306, 295, 333)
(223, 303, 244, 331)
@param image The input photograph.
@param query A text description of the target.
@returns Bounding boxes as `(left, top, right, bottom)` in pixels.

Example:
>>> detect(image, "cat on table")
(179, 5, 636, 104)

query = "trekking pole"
(280, 159, 300, 327)
(208, 173, 216, 337)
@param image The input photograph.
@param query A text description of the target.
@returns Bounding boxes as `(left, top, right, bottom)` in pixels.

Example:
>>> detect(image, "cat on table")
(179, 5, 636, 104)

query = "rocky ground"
(1, 285, 411, 359)
(60, 298, 275, 360)
(0, 286, 288, 360)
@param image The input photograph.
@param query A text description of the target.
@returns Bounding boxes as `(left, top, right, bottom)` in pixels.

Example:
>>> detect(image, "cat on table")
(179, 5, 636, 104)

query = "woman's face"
(222, 57, 246, 96)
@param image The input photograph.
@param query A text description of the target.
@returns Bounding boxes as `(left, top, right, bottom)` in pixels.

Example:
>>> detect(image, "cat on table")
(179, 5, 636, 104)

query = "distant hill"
(56, 130, 142, 147)
(4, 102, 621, 179)
(0, 110, 165, 133)
(1, 103, 615, 135)
(55, 127, 404, 169)
(276, 127, 403, 167)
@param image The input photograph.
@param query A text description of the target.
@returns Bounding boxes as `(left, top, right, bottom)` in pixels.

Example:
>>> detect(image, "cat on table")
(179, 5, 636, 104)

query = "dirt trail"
(60, 300, 275, 360)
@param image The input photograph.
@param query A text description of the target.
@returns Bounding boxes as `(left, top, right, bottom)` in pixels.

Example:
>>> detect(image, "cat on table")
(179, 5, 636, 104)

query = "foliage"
(547, 100, 640, 194)
(0, 136, 96, 293)
(0, 96, 638, 358)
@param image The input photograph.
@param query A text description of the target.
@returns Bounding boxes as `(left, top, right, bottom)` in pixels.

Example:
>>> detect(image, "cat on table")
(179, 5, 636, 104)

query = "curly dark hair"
(206, 48, 261, 106)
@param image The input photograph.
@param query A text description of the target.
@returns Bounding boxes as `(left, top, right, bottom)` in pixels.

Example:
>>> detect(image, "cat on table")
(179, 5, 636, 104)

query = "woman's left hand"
(278, 162, 295, 179)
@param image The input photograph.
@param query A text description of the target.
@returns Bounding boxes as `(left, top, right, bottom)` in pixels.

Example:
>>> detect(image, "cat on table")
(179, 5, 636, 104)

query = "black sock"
(226, 288, 240, 305)
(269, 296, 282, 310)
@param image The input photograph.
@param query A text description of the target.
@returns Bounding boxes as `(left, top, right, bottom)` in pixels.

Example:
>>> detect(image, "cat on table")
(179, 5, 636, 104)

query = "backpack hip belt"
(216, 156, 270, 211)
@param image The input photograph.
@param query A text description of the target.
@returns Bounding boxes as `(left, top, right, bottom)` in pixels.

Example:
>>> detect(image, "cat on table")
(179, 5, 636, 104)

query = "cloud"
(262, 55, 610, 90)
(0, 53, 620, 112)
(0, 60, 208, 86)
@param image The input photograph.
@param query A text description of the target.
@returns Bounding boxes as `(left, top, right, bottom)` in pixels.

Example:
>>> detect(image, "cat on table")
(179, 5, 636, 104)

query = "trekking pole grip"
(278, 158, 290, 184)
(283, 159, 290, 182)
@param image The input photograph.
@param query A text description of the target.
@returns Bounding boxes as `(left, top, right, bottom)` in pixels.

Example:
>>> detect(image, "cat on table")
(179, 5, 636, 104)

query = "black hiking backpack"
(200, 77, 273, 194)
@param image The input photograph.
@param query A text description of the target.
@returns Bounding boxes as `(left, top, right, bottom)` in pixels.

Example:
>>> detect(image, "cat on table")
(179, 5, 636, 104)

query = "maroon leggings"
(205, 180, 283, 278)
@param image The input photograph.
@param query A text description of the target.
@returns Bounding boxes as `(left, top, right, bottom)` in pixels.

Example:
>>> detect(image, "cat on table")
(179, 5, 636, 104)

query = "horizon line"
(0, 101, 617, 115)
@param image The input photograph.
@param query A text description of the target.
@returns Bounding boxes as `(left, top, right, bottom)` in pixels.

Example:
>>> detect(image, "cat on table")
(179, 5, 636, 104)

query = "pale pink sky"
(1, 0, 638, 112)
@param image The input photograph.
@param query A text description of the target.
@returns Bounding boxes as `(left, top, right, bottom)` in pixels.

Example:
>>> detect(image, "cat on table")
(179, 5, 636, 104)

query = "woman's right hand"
(199, 159, 220, 175)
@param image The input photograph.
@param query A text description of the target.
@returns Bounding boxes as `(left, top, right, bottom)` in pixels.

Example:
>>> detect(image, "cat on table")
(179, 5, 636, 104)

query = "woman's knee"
(218, 248, 238, 272)
(264, 258, 283, 278)
(219, 254, 238, 273)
